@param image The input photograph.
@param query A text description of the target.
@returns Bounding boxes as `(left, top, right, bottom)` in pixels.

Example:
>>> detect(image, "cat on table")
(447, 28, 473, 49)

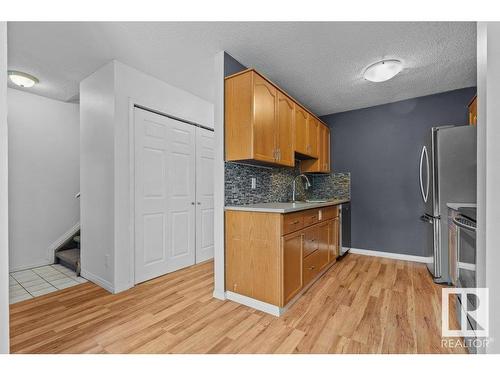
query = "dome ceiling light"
(8, 70, 39, 88)
(363, 59, 403, 83)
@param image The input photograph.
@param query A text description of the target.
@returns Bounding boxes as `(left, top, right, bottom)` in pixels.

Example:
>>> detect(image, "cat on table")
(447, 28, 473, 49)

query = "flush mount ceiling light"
(8, 70, 39, 88)
(363, 59, 403, 82)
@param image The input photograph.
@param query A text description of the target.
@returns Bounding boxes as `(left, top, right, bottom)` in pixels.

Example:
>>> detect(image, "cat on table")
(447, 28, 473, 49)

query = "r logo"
(442, 288, 489, 338)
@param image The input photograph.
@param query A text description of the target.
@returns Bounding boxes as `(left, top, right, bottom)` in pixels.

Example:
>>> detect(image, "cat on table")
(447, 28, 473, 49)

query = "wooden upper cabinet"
(294, 106, 308, 156)
(468, 95, 477, 126)
(277, 92, 295, 167)
(253, 74, 278, 163)
(322, 125, 331, 172)
(301, 122, 331, 173)
(225, 68, 330, 168)
(307, 115, 319, 158)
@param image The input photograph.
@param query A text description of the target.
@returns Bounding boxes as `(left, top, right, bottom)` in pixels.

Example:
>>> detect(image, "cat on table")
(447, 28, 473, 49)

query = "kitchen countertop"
(225, 198, 350, 213)
(447, 202, 477, 211)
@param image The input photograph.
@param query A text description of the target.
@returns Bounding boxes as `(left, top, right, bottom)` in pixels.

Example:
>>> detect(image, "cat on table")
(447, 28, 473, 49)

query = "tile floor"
(9, 264, 87, 304)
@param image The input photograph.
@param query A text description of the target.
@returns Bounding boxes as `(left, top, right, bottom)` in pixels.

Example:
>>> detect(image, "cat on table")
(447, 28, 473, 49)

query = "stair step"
(55, 248, 80, 267)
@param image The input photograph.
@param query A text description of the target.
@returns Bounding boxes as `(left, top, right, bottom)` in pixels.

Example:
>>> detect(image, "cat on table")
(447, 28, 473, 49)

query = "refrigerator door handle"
(419, 146, 429, 203)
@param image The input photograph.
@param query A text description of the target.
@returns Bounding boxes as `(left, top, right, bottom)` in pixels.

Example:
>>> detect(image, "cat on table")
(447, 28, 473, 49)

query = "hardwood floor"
(9, 254, 466, 354)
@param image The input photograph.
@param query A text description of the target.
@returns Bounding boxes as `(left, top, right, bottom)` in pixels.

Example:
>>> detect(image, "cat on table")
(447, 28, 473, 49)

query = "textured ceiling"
(7, 22, 476, 115)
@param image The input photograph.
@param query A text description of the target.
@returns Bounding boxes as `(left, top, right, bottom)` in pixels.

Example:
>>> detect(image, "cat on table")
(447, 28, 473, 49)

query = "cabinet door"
(282, 232, 303, 306)
(319, 125, 326, 172)
(328, 218, 339, 263)
(253, 74, 277, 163)
(277, 92, 295, 167)
(322, 125, 331, 172)
(317, 221, 330, 270)
(307, 116, 319, 158)
(294, 106, 308, 155)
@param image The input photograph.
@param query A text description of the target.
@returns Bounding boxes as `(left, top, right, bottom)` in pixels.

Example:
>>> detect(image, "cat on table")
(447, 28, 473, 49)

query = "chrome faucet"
(292, 174, 311, 202)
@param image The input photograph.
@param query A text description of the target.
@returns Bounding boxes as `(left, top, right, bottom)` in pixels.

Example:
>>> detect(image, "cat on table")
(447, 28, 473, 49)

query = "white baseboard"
(9, 260, 52, 273)
(226, 291, 281, 316)
(81, 269, 114, 293)
(349, 248, 431, 263)
(47, 221, 80, 263)
(212, 289, 226, 301)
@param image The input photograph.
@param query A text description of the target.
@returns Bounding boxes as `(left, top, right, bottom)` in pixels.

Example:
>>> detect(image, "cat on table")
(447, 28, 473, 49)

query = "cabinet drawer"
(303, 225, 320, 258)
(283, 212, 304, 234)
(321, 206, 339, 221)
(303, 250, 321, 286)
(303, 209, 319, 227)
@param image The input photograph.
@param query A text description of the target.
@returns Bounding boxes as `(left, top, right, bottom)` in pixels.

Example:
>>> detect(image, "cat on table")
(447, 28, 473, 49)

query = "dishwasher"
(339, 203, 351, 256)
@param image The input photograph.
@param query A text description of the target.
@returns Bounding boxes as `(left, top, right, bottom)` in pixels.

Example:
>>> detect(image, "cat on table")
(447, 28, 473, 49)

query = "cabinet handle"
(309, 266, 316, 270)
(291, 220, 300, 225)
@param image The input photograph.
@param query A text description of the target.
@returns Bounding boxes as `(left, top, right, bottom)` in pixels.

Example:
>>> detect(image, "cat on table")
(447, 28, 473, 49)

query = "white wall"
(80, 60, 214, 293)
(213, 51, 225, 300)
(477, 22, 500, 354)
(80, 62, 116, 291)
(0, 21, 10, 354)
(7, 89, 80, 271)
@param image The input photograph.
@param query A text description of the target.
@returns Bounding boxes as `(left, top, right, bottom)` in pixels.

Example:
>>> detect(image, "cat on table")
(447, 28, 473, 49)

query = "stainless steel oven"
(449, 208, 476, 290)
(448, 206, 477, 353)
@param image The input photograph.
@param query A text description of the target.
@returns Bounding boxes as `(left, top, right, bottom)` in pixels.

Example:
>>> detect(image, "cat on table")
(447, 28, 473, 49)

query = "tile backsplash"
(224, 161, 350, 206)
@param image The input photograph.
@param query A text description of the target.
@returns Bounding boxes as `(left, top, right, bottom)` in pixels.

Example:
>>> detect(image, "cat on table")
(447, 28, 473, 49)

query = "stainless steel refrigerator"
(419, 125, 476, 284)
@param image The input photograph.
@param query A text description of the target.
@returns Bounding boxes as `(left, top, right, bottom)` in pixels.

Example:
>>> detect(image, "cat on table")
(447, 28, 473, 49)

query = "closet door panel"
(134, 108, 196, 284)
(196, 127, 215, 263)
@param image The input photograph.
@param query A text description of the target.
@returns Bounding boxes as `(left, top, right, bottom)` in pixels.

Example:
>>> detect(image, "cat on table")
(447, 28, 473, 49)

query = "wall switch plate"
(251, 177, 256, 190)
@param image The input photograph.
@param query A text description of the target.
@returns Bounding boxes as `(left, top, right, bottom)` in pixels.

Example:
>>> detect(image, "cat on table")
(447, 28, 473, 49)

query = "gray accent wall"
(224, 52, 247, 77)
(321, 87, 476, 257)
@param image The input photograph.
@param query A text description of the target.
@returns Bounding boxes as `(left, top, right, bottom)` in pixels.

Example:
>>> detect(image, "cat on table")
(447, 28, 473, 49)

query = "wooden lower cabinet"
(329, 217, 340, 263)
(225, 206, 340, 308)
(317, 221, 331, 270)
(282, 232, 304, 305)
(225, 211, 282, 305)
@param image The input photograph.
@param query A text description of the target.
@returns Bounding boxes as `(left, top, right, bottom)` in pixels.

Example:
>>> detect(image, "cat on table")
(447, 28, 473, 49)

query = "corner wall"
(477, 22, 500, 354)
(0, 21, 10, 354)
(80, 60, 214, 293)
(8, 89, 80, 271)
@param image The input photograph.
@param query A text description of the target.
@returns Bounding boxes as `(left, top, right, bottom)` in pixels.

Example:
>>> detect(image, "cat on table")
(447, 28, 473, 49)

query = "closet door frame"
(129, 102, 214, 286)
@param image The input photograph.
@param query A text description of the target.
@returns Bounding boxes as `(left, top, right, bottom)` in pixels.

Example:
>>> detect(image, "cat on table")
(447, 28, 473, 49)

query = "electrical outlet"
(251, 177, 256, 190)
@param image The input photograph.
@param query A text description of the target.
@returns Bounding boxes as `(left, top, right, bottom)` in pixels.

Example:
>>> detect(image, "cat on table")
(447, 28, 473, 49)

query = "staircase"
(54, 231, 81, 276)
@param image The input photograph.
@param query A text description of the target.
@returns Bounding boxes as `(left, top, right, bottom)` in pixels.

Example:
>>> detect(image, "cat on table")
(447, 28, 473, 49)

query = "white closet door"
(134, 108, 196, 284)
(195, 127, 215, 263)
